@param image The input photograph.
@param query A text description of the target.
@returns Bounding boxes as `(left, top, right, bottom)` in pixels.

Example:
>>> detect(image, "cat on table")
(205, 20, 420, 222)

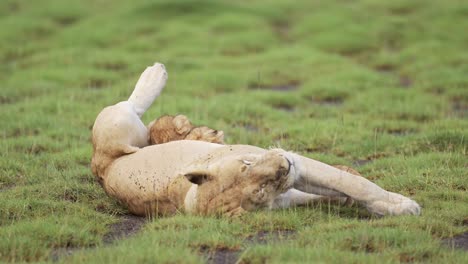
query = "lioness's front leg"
(271, 189, 351, 209)
(285, 153, 421, 216)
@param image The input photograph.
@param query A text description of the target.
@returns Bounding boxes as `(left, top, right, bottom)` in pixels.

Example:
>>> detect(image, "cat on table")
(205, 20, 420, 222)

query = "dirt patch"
(85, 78, 108, 89)
(244, 124, 259, 132)
(383, 128, 416, 136)
(399, 75, 412, 88)
(273, 103, 295, 112)
(452, 99, 467, 118)
(201, 246, 241, 264)
(221, 47, 265, 57)
(271, 19, 291, 42)
(353, 159, 373, 167)
(7, 128, 40, 138)
(7, 2, 21, 12)
(456, 217, 468, 226)
(50, 247, 83, 262)
(95, 62, 128, 71)
(0, 95, 13, 104)
(374, 64, 396, 73)
(0, 184, 15, 192)
(50, 215, 147, 261)
(248, 80, 300, 92)
(442, 232, 468, 251)
(353, 154, 387, 170)
(62, 190, 79, 203)
(237, 123, 259, 132)
(54, 16, 79, 26)
(310, 97, 344, 106)
(390, 5, 416, 15)
(245, 230, 296, 245)
(344, 237, 379, 253)
(429, 86, 445, 95)
(103, 215, 147, 244)
(199, 230, 296, 264)
(274, 132, 290, 141)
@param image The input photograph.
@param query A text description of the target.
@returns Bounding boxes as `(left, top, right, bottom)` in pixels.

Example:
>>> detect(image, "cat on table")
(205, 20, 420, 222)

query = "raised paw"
(365, 192, 421, 216)
(135, 63, 168, 92)
(129, 62, 168, 117)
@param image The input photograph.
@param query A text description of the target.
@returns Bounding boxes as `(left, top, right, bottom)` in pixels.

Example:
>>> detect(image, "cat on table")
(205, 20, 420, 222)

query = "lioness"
(91, 63, 421, 217)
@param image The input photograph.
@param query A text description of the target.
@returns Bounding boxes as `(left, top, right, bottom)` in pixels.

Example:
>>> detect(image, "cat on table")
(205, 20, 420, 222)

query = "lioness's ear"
(184, 172, 214, 185)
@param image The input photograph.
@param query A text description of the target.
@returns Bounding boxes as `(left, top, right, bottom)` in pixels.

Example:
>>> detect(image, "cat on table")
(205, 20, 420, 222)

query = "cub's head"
(148, 115, 224, 145)
(184, 149, 295, 216)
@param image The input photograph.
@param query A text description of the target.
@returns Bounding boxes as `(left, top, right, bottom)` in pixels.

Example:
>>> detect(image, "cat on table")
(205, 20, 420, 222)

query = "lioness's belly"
(105, 141, 218, 202)
(104, 140, 266, 215)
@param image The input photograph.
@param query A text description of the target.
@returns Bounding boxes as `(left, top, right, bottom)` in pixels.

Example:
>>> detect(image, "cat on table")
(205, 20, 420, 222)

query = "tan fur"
(91, 63, 421, 218)
(184, 148, 293, 216)
(149, 115, 224, 145)
(332, 165, 359, 206)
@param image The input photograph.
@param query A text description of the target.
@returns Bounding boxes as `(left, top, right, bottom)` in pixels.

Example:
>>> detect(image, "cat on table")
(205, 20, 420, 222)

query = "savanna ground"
(0, 0, 467, 263)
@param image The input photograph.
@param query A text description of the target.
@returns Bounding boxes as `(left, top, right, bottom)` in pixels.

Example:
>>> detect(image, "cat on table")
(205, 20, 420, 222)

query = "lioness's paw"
(135, 62, 168, 92)
(365, 192, 421, 216)
(129, 63, 168, 116)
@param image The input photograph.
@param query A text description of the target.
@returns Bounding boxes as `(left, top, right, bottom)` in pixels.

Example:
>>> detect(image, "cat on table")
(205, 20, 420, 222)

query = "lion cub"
(148, 115, 224, 145)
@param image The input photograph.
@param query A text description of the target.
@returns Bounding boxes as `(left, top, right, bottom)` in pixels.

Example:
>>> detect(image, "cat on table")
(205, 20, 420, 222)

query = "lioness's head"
(184, 149, 295, 216)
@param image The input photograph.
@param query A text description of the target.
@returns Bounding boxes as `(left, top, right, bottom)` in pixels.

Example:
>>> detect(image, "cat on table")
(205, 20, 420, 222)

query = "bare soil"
(103, 215, 147, 244)
(442, 232, 468, 251)
(201, 230, 296, 264)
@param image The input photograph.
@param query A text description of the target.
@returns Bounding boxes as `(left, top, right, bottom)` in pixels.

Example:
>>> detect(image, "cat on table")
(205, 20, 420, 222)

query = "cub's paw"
(172, 115, 193, 135)
(365, 192, 421, 216)
(186, 126, 224, 144)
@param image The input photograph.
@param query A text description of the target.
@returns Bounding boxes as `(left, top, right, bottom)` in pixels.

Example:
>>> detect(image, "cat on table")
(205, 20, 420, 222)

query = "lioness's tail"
(128, 63, 168, 117)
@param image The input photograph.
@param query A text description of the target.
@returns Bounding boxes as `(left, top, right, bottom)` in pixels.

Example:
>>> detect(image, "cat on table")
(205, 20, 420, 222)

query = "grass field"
(1, 0, 467, 263)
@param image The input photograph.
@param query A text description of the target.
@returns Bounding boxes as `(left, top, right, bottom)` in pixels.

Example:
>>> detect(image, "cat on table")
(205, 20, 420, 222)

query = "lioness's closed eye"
(182, 150, 295, 216)
(148, 115, 224, 144)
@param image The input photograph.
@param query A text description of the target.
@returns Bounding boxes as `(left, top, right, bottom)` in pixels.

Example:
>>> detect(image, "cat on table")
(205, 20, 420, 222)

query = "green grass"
(1, 0, 467, 262)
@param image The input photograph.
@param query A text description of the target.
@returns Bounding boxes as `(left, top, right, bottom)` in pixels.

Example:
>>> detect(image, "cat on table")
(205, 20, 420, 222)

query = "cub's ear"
(184, 171, 214, 185)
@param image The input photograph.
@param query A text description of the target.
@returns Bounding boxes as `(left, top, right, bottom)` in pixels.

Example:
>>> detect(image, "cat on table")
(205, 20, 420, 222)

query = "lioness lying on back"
(91, 63, 421, 217)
